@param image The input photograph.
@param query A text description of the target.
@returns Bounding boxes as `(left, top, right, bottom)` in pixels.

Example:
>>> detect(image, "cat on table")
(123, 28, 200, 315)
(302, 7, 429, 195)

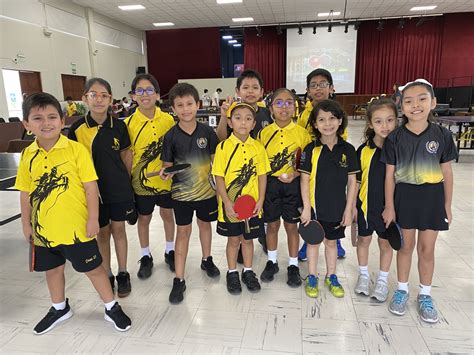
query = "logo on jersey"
(197, 137, 208, 149)
(261, 120, 270, 128)
(339, 153, 348, 168)
(112, 137, 120, 151)
(426, 141, 439, 154)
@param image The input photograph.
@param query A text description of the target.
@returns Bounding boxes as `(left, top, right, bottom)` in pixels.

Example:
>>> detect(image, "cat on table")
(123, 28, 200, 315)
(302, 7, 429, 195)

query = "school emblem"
(197, 137, 208, 149)
(112, 137, 120, 151)
(426, 140, 439, 154)
(261, 120, 270, 128)
(339, 153, 348, 168)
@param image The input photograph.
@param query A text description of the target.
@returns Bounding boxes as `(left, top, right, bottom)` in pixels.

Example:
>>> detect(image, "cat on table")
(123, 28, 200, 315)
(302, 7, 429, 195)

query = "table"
(0, 152, 21, 225)
(434, 116, 474, 162)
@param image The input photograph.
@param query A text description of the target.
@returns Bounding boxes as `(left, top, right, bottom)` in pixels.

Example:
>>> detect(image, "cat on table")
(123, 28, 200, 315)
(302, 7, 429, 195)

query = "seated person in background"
(65, 96, 77, 117)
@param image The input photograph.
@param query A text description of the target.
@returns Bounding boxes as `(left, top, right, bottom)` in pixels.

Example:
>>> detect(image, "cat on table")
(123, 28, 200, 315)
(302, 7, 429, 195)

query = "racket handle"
(146, 171, 161, 178)
(29, 236, 35, 272)
(244, 218, 250, 234)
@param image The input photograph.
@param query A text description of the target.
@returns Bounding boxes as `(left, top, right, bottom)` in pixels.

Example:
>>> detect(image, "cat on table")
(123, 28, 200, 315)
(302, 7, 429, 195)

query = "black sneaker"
(242, 270, 261, 292)
(164, 251, 175, 272)
(260, 260, 279, 282)
(33, 299, 73, 335)
(169, 278, 186, 304)
(237, 245, 243, 264)
(116, 272, 131, 298)
(104, 302, 131, 332)
(200, 256, 220, 278)
(109, 275, 115, 293)
(125, 208, 138, 225)
(137, 254, 153, 279)
(258, 235, 268, 253)
(226, 271, 242, 294)
(287, 265, 302, 287)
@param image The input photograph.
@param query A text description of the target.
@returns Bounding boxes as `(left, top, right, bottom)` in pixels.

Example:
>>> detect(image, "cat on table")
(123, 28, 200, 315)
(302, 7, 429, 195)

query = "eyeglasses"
(134, 87, 156, 96)
(309, 81, 330, 89)
(85, 92, 111, 101)
(272, 99, 295, 108)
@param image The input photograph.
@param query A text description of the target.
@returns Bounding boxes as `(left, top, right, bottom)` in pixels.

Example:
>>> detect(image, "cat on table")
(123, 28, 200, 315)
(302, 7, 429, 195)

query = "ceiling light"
(327, 23, 332, 32)
(344, 23, 349, 33)
(153, 22, 174, 27)
(233, 44, 242, 47)
(228, 39, 237, 43)
(318, 11, 341, 17)
(217, 0, 242, 4)
(222, 35, 233, 39)
(410, 5, 437, 11)
(118, 5, 145, 11)
(232, 17, 254, 22)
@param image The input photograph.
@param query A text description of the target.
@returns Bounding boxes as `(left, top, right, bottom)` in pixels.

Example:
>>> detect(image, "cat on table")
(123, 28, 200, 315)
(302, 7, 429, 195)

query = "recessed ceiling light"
(232, 17, 254, 22)
(222, 35, 233, 39)
(233, 44, 242, 47)
(217, 0, 242, 4)
(118, 5, 145, 11)
(318, 11, 341, 17)
(410, 5, 437, 11)
(152, 22, 174, 27)
(228, 39, 237, 43)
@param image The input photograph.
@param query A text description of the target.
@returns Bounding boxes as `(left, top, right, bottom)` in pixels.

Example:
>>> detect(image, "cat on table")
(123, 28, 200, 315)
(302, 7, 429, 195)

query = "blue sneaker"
(417, 294, 439, 323)
(388, 290, 409, 316)
(298, 242, 307, 261)
(337, 239, 346, 258)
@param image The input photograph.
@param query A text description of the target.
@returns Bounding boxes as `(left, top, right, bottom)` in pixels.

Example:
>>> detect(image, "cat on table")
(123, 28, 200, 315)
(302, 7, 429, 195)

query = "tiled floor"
(1, 120, 473, 354)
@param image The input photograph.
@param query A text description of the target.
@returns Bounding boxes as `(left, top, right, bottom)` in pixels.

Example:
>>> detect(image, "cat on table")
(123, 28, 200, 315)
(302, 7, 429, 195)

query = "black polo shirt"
(226, 106, 273, 139)
(299, 137, 359, 222)
(68, 113, 134, 203)
(356, 139, 385, 224)
(162, 122, 218, 201)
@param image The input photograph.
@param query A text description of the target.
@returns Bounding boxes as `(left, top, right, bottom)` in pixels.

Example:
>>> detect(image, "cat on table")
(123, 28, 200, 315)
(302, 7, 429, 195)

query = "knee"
(324, 239, 336, 248)
(138, 214, 152, 225)
(227, 237, 240, 248)
(159, 208, 173, 223)
(196, 219, 210, 230)
(267, 221, 280, 234)
(400, 239, 416, 253)
(357, 236, 372, 248)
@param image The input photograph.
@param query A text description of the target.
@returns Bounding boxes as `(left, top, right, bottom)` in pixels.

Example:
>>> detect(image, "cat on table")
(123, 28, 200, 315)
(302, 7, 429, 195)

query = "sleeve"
(440, 126, 458, 163)
(14, 152, 32, 192)
(347, 144, 359, 174)
(256, 145, 270, 175)
(298, 143, 313, 174)
(211, 142, 226, 177)
(161, 130, 174, 163)
(209, 128, 218, 155)
(67, 125, 77, 141)
(119, 122, 131, 150)
(356, 144, 363, 182)
(380, 133, 396, 165)
(75, 144, 98, 182)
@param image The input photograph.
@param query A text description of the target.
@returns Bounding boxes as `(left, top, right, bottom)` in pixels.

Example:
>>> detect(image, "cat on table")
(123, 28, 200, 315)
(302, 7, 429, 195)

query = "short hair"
(83, 77, 112, 95)
(230, 102, 256, 120)
(23, 92, 63, 121)
(217, 88, 222, 92)
(65, 96, 73, 101)
(204, 89, 208, 93)
(308, 99, 347, 139)
(131, 73, 160, 93)
(169, 83, 199, 106)
(236, 69, 264, 89)
(364, 97, 398, 141)
(306, 68, 333, 88)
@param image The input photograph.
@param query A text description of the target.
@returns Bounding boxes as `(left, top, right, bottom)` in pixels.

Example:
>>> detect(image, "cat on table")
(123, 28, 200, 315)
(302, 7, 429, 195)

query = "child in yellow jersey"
(15, 93, 131, 335)
(65, 96, 77, 117)
(257, 88, 311, 287)
(125, 74, 176, 279)
(213, 103, 270, 294)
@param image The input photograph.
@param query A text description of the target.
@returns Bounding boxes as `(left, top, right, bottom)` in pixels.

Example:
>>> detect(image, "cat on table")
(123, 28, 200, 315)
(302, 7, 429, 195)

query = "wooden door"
(19, 71, 42, 95)
(61, 74, 86, 100)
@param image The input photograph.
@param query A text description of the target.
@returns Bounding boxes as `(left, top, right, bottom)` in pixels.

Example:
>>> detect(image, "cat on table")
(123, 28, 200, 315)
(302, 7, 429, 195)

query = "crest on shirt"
(426, 140, 439, 154)
(339, 153, 348, 168)
(197, 137, 208, 149)
(112, 137, 120, 151)
(261, 120, 270, 128)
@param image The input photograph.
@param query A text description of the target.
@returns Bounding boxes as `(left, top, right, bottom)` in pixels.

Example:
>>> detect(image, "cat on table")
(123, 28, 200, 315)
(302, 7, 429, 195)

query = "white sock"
(52, 300, 66, 311)
(228, 269, 238, 274)
(359, 265, 369, 277)
(104, 300, 117, 311)
(165, 241, 174, 254)
(288, 257, 298, 267)
(398, 281, 409, 293)
(141, 247, 151, 257)
(419, 284, 431, 296)
(378, 270, 389, 283)
(267, 249, 277, 264)
(243, 267, 253, 272)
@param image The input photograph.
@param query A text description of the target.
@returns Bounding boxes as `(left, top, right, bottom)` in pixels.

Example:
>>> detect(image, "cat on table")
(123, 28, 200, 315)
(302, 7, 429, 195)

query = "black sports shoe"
(169, 278, 186, 304)
(109, 275, 115, 293)
(226, 271, 242, 294)
(116, 272, 132, 298)
(286, 265, 302, 287)
(258, 235, 268, 253)
(164, 251, 175, 272)
(125, 208, 138, 225)
(237, 245, 243, 264)
(242, 270, 261, 292)
(260, 260, 279, 282)
(137, 254, 153, 279)
(33, 299, 73, 335)
(104, 302, 131, 332)
(200, 256, 220, 278)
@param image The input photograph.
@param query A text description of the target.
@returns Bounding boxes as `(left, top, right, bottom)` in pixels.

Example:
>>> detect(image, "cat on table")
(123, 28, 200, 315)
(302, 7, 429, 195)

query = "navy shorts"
(135, 193, 173, 215)
(172, 197, 218, 226)
(217, 216, 265, 240)
(263, 176, 302, 223)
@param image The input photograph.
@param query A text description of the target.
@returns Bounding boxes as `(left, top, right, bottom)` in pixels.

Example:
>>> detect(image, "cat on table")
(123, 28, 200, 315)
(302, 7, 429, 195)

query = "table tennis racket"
(146, 163, 191, 178)
(292, 147, 302, 170)
(386, 222, 403, 251)
(234, 195, 256, 234)
(29, 236, 35, 272)
(298, 220, 325, 245)
(350, 222, 358, 247)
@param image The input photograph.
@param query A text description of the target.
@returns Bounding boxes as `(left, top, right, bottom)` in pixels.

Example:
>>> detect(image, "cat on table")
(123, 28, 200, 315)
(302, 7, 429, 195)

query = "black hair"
(204, 89, 208, 93)
(308, 99, 347, 139)
(364, 97, 398, 141)
(400, 82, 436, 125)
(306, 68, 333, 88)
(131, 73, 160, 93)
(122, 97, 127, 101)
(83, 77, 112, 95)
(65, 96, 73, 101)
(230, 102, 256, 120)
(22, 92, 63, 121)
(236, 69, 264, 89)
(270, 88, 297, 105)
(217, 88, 222, 92)
(169, 83, 199, 106)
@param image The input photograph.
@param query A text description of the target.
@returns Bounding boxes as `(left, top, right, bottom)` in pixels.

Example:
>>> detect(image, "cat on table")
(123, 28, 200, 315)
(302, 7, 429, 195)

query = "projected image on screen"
(286, 26, 357, 94)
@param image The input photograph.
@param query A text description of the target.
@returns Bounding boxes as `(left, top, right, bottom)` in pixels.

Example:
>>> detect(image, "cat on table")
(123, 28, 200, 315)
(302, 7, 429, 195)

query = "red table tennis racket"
(234, 195, 256, 234)
(292, 147, 302, 170)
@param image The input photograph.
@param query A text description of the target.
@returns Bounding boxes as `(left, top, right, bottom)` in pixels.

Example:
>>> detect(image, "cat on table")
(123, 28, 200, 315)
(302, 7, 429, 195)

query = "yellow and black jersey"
(66, 102, 77, 116)
(299, 137, 359, 222)
(212, 133, 270, 223)
(257, 121, 311, 176)
(226, 103, 273, 139)
(356, 140, 385, 226)
(162, 122, 218, 202)
(68, 113, 133, 203)
(124, 107, 175, 196)
(15, 135, 98, 247)
(381, 123, 457, 185)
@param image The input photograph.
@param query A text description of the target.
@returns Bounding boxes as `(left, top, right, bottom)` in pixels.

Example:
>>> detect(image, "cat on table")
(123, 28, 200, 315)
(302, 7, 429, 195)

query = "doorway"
(61, 74, 86, 100)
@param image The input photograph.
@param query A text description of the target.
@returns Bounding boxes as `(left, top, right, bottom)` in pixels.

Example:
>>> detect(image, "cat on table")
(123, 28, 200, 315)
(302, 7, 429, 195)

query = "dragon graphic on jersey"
(30, 163, 69, 248)
(269, 146, 293, 175)
(133, 137, 166, 194)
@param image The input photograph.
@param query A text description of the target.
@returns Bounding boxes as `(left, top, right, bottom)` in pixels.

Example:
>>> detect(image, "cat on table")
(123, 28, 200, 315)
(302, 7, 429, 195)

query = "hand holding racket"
(234, 195, 256, 234)
(148, 163, 191, 179)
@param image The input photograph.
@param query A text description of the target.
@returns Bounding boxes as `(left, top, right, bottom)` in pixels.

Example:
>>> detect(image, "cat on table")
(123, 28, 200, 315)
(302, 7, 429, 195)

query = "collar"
(367, 138, 377, 149)
(315, 135, 345, 147)
(31, 134, 69, 151)
(85, 112, 113, 128)
(229, 133, 256, 146)
(271, 121, 296, 132)
(135, 107, 164, 121)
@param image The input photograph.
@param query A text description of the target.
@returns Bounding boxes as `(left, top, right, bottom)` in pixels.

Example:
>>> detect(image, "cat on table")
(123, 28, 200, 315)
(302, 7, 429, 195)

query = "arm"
(300, 173, 311, 225)
(441, 161, 454, 225)
(159, 161, 173, 180)
(341, 174, 357, 226)
(353, 182, 360, 222)
(382, 164, 396, 228)
(215, 175, 236, 219)
(216, 96, 233, 141)
(254, 174, 267, 216)
(20, 191, 32, 241)
(83, 181, 100, 238)
(120, 148, 133, 176)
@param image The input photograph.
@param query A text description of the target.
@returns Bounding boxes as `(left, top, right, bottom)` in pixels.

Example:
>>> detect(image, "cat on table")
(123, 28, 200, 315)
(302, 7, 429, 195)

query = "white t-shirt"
(212, 91, 220, 106)
(201, 94, 211, 107)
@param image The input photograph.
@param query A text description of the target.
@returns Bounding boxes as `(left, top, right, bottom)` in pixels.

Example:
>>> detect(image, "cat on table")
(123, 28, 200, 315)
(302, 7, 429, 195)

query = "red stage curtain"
(244, 27, 286, 91)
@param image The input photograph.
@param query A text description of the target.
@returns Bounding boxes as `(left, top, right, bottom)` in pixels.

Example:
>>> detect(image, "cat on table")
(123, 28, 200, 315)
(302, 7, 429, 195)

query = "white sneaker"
(372, 279, 389, 302)
(354, 274, 370, 296)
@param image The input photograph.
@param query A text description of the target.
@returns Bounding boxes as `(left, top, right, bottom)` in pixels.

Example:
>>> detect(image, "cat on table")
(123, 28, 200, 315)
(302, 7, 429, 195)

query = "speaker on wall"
(136, 66, 146, 75)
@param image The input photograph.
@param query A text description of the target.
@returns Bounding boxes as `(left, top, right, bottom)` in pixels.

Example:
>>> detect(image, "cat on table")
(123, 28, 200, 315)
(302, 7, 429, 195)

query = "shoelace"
(329, 276, 341, 287)
(393, 290, 407, 304)
(419, 296, 435, 312)
(305, 275, 317, 288)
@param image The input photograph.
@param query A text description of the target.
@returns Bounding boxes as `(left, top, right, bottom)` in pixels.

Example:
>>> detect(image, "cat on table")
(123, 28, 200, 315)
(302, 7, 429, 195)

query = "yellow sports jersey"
(15, 135, 98, 247)
(257, 121, 311, 176)
(66, 102, 77, 116)
(125, 107, 175, 196)
(297, 100, 348, 141)
(212, 134, 270, 223)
